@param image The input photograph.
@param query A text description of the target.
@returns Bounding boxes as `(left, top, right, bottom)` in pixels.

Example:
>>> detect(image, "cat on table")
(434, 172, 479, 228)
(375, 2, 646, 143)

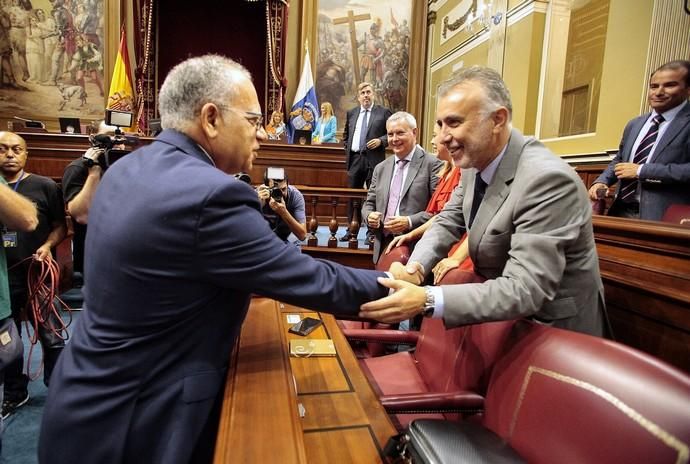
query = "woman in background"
(313, 102, 337, 144)
(265, 111, 286, 140)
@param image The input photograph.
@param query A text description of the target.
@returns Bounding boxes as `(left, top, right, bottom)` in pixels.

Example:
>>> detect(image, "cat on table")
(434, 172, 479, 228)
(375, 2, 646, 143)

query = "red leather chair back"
(415, 269, 514, 396)
(662, 204, 690, 227)
(375, 244, 411, 271)
(483, 321, 690, 463)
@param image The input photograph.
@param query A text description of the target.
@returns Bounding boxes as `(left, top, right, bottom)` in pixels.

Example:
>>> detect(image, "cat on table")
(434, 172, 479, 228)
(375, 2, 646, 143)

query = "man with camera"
(61, 120, 124, 277)
(256, 168, 307, 242)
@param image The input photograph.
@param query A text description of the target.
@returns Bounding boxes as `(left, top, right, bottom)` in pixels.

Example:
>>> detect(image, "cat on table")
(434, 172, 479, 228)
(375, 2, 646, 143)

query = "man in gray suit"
(360, 66, 606, 337)
(362, 111, 443, 263)
(589, 60, 690, 221)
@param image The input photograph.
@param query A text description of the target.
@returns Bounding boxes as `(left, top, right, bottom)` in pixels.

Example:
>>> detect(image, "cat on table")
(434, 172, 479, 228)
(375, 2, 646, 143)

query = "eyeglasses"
(224, 107, 264, 131)
(0, 144, 26, 155)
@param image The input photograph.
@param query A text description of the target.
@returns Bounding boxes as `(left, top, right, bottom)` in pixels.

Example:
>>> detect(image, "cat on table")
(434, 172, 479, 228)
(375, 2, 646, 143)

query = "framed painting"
(0, 0, 118, 132)
(304, 0, 426, 136)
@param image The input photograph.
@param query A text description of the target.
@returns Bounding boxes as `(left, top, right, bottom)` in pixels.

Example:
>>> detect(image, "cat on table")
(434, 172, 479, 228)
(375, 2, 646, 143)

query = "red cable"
(10, 255, 73, 381)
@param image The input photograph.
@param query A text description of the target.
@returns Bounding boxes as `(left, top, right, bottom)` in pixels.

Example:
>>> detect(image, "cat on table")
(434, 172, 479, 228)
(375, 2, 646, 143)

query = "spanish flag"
(107, 27, 136, 130)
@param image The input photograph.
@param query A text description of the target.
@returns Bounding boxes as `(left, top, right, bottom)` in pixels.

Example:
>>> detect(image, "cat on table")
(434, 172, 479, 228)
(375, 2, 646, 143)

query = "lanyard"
(12, 171, 26, 192)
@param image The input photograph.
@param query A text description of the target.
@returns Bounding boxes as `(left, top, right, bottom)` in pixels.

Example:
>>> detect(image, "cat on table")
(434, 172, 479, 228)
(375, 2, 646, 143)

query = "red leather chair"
(662, 204, 690, 226)
(336, 244, 411, 358)
(347, 269, 516, 430)
(404, 321, 690, 463)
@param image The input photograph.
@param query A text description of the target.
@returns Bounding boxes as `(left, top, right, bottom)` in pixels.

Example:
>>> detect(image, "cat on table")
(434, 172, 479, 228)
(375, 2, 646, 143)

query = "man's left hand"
(366, 138, 382, 150)
(614, 162, 640, 179)
(359, 277, 426, 323)
(269, 198, 287, 214)
(383, 216, 409, 235)
(34, 244, 51, 262)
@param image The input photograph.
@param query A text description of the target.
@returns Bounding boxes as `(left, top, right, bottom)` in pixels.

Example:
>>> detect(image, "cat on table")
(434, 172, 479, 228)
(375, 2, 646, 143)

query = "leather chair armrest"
(381, 391, 485, 413)
(341, 328, 420, 345)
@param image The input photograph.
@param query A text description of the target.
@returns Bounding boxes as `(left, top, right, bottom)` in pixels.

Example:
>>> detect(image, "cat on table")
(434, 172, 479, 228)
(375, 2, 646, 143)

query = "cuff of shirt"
(429, 285, 445, 319)
(637, 165, 643, 177)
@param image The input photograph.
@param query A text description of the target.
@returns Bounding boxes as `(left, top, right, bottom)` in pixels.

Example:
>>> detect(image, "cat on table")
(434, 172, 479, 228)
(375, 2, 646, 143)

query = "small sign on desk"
(289, 339, 336, 357)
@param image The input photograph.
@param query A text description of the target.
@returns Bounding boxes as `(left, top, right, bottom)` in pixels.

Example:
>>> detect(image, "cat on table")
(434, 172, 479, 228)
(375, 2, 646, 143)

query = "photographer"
(257, 168, 307, 242)
(61, 121, 122, 276)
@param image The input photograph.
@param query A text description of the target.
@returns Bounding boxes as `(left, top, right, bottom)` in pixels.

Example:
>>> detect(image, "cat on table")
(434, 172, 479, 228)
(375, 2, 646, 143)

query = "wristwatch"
(422, 286, 435, 317)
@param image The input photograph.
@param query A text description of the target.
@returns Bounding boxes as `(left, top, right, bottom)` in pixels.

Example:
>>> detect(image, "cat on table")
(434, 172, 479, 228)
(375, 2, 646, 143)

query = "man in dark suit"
(340, 82, 392, 241)
(360, 66, 606, 337)
(589, 60, 690, 220)
(362, 111, 443, 263)
(38, 55, 389, 464)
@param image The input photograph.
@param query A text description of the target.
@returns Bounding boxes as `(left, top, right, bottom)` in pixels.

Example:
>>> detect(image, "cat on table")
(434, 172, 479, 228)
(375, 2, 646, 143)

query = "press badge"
(0, 330, 11, 346)
(2, 231, 17, 248)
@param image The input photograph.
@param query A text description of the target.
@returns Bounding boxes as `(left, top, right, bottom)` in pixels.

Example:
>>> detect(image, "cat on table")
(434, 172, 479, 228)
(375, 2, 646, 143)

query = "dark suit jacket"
(410, 129, 606, 336)
(38, 130, 387, 464)
(343, 104, 392, 171)
(362, 146, 443, 262)
(595, 102, 690, 220)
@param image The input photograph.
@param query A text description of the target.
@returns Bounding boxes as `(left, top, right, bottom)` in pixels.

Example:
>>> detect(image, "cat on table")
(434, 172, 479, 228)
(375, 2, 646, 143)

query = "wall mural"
(316, 0, 412, 133)
(1, 0, 105, 127)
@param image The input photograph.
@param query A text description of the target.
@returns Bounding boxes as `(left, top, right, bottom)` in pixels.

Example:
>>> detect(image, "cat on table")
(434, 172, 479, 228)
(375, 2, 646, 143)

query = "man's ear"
(200, 103, 222, 139)
(491, 107, 510, 132)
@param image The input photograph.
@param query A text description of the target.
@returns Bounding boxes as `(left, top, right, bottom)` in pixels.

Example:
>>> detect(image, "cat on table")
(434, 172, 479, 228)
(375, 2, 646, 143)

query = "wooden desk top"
(213, 298, 396, 463)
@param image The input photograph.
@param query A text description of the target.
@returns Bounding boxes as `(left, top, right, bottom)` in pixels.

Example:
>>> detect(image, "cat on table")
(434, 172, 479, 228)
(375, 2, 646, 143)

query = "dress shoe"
(339, 233, 353, 242)
(366, 235, 375, 245)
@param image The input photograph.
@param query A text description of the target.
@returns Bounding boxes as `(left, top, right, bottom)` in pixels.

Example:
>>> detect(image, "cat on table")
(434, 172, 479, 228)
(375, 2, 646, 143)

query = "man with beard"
(360, 66, 607, 337)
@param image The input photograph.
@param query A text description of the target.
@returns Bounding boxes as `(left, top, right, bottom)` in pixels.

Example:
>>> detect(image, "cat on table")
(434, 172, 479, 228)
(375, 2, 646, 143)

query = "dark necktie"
(358, 109, 369, 152)
(468, 172, 487, 228)
(619, 114, 664, 202)
(385, 159, 409, 219)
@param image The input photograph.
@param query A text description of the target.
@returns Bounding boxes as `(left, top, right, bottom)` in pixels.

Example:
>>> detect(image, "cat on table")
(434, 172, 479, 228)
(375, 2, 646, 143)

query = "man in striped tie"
(589, 60, 690, 220)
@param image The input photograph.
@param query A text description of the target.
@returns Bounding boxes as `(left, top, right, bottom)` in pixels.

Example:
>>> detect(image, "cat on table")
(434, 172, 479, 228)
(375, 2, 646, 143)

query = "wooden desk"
(214, 298, 396, 463)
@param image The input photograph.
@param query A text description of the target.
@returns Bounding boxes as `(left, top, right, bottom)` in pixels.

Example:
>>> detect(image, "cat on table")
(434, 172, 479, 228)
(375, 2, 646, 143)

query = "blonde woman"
(313, 102, 337, 143)
(265, 111, 286, 140)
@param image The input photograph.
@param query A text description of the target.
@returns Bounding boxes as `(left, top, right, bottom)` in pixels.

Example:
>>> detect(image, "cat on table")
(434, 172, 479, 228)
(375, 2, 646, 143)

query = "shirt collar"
(478, 143, 508, 185)
(653, 99, 687, 124)
(395, 147, 416, 164)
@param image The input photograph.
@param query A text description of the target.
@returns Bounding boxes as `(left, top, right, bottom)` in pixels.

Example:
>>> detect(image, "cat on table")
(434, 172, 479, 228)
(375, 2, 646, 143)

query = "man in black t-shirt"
(0, 132, 67, 418)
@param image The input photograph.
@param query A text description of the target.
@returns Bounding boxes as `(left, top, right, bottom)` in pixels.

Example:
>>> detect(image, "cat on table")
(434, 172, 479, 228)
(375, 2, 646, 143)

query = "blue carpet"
(1, 309, 80, 464)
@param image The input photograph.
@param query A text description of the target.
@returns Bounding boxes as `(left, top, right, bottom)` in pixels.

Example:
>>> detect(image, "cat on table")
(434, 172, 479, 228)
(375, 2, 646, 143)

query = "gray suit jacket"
(410, 129, 606, 336)
(595, 101, 690, 220)
(362, 146, 443, 262)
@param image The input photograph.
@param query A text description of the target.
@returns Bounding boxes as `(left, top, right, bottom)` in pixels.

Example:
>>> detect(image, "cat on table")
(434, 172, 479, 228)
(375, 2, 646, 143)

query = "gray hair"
(438, 66, 513, 118)
(387, 111, 417, 129)
(158, 54, 252, 131)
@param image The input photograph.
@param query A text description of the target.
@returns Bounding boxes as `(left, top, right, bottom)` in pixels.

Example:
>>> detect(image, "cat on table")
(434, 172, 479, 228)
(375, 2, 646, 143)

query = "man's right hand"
(256, 185, 270, 205)
(588, 182, 608, 201)
(367, 211, 382, 229)
(388, 261, 424, 285)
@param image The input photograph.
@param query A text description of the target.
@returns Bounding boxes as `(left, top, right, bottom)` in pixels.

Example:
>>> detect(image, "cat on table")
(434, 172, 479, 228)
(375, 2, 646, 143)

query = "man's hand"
(432, 258, 461, 285)
(359, 277, 426, 323)
(367, 211, 382, 229)
(83, 147, 105, 176)
(269, 197, 287, 214)
(588, 182, 608, 201)
(388, 261, 424, 285)
(34, 244, 52, 262)
(614, 162, 640, 179)
(385, 232, 412, 255)
(383, 216, 409, 235)
(256, 185, 270, 205)
(366, 138, 382, 150)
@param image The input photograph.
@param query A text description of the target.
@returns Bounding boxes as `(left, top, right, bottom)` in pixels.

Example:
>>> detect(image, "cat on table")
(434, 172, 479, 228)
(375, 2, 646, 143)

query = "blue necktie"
(619, 114, 664, 202)
(358, 109, 369, 152)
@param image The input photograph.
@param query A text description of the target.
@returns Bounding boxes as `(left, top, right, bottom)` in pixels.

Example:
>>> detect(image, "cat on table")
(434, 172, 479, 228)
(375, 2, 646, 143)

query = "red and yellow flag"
(107, 27, 136, 130)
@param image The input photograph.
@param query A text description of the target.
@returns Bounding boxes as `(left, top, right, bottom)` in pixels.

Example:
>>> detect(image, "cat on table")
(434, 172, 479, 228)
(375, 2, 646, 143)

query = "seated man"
(362, 111, 443, 263)
(256, 168, 307, 242)
(360, 66, 607, 337)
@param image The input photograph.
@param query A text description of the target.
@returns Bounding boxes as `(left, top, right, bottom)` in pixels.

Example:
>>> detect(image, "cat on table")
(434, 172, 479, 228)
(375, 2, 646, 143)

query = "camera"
(83, 130, 139, 170)
(270, 186, 284, 201)
(264, 167, 287, 202)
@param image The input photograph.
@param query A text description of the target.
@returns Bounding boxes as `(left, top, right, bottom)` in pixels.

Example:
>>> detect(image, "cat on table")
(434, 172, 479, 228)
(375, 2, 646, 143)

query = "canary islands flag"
(287, 47, 319, 144)
(107, 27, 136, 130)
